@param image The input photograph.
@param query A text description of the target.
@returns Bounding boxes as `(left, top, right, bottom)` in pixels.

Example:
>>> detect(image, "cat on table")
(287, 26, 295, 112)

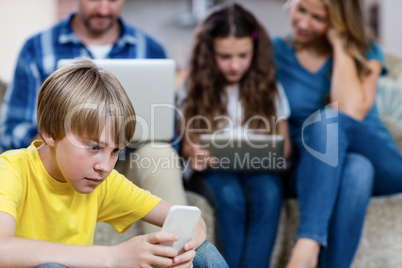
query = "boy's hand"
(139, 201, 207, 267)
(171, 217, 207, 267)
(169, 249, 196, 267)
(167, 237, 198, 268)
(110, 232, 181, 267)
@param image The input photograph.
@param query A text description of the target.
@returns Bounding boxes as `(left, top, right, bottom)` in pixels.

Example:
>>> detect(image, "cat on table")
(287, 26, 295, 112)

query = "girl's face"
(289, 0, 330, 44)
(214, 36, 254, 85)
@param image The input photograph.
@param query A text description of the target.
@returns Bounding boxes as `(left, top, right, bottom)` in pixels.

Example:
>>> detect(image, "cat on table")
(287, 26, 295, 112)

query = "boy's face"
(48, 123, 121, 194)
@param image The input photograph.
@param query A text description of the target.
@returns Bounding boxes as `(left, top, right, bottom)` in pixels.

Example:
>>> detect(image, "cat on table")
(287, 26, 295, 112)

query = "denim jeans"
(194, 240, 229, 267)
(203, 171, 283, 268)
(35, 241, 227, 268)
(289, 109, 402, 267)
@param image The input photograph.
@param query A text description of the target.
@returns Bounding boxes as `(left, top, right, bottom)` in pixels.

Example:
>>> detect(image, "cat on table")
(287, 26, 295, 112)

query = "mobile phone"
(160, 205, 201, 252)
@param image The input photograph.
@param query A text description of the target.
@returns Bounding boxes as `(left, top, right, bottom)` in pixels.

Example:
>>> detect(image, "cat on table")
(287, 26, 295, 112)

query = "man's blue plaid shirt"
(0, 14, 166, 151)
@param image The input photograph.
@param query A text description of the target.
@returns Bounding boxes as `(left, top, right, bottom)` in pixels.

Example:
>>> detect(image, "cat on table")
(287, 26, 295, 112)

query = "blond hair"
(37, 58, 136, 147)
(323, 0, 372, 78)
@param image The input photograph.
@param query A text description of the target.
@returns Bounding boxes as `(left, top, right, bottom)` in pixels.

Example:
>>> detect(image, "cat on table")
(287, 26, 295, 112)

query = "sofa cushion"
(380, 113, 402, 151)
(377, 78, 402, 121)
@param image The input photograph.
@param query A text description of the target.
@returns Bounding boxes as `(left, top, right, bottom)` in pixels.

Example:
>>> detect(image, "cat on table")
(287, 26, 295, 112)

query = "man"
(0, 0, 187, 233)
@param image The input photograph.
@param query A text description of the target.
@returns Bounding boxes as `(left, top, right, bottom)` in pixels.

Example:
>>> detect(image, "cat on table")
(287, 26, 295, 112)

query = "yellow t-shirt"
(0, 141, 161, 245)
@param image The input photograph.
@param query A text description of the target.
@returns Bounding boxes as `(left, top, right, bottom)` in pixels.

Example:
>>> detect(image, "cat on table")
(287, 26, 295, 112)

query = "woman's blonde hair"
(37, 58, 136, 148)
(323, 0, 373, 78)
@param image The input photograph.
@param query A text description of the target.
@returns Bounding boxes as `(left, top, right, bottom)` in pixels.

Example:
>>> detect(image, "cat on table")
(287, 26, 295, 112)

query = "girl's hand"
(182, 141, 216, 171)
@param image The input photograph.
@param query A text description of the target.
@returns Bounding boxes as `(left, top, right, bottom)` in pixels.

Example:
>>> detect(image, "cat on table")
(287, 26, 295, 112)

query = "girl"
(176, 3, 291, 268)
(273, 0, 402, 267)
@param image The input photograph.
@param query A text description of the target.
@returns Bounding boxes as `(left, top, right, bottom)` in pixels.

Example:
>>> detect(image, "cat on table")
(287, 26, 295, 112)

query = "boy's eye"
(112, 148, 121, 154)
(88, 144, 100, 151)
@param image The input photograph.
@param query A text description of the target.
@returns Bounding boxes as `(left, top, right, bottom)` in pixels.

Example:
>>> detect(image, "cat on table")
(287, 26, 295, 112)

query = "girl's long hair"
(182, 2, 278, 140)
(324, 0, 374, 78)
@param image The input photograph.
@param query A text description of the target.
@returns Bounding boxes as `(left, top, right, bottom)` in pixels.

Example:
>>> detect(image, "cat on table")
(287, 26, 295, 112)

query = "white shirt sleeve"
(274, 82, 291, 121)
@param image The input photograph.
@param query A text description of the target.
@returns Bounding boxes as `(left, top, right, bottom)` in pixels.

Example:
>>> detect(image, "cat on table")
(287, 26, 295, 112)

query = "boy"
(1, 0, 187, 235)
(0, 59, 227, 267)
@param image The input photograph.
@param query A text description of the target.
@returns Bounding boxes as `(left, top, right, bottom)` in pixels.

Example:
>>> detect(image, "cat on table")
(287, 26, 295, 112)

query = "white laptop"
(58, 59, 176, 143)
(199, 133, 286, 172)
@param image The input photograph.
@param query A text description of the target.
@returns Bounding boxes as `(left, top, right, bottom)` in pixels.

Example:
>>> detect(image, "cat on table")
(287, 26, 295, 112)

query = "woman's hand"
(327, 26, 382, 121)
(326, 27, 344, 49)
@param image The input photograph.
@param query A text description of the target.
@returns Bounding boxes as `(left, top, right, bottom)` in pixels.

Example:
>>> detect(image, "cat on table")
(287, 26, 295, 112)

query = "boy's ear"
(41, 132, 56, 147)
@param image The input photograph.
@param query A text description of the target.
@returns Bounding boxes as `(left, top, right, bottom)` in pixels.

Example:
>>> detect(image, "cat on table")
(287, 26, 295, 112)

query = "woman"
(273, 0, 402, 267)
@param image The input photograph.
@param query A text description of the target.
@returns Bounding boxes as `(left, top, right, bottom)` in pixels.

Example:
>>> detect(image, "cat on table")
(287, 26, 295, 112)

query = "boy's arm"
(141, 199, 173, 227)
(0, 212, 179, 267)
(0, 212, 111, 267)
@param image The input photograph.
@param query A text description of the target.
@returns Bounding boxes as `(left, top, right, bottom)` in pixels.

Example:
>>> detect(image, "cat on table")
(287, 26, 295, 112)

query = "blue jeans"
(203, 171, 283, 268)
(286, 152, 374, 267)
(35, 241, 227, 268)
(291, 109, 402, 267)
(194, 240, 229, 267)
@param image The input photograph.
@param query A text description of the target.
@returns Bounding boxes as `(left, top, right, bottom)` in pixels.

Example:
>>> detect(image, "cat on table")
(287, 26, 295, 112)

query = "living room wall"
(1, 0, 401, 83)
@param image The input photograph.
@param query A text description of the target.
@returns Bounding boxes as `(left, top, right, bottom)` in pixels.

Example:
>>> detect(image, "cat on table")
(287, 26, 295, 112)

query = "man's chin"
(85, 20, 115, 35)
(89, 25, 113, 34)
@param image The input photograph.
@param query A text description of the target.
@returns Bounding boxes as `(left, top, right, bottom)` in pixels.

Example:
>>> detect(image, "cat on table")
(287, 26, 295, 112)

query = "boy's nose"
(94, 157, 114, 174)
